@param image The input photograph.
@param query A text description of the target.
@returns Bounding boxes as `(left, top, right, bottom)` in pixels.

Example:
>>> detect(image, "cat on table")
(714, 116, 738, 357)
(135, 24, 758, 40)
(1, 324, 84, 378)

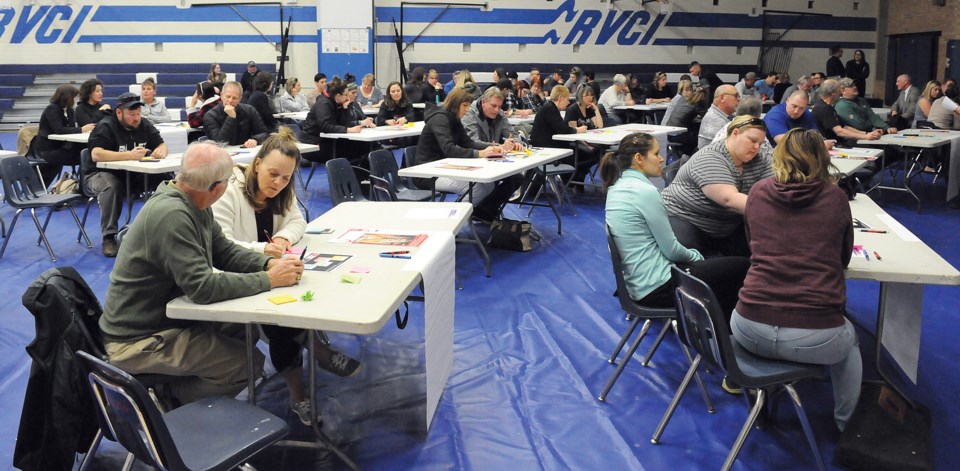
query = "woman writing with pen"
(212, 128, 361, 427)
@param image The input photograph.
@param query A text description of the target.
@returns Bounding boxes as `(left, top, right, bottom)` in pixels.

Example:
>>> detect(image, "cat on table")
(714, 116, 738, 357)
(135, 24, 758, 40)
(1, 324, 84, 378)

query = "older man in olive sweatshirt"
(100, 143, 304, 404)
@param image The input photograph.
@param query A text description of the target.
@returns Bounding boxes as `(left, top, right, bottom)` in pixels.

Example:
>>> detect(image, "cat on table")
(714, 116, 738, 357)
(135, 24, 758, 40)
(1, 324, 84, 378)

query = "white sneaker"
(291, 400, 317, 426)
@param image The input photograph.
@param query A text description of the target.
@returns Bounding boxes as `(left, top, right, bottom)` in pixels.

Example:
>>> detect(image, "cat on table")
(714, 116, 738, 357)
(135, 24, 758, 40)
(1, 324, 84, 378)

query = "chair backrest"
(402, 145, 418, 186)
(605, 225, 643, 315)
(604, 225, 677, 319)
(75, 350, 186, 470)
(368, 149, 401, 195)
(915, 120, 938, 130)
(325, 157, 367, 206)
(662, 160, 682, 187)
(79, 148, 94, 197)
(671, 266, 735, 375)
(1, 155, 46, 204)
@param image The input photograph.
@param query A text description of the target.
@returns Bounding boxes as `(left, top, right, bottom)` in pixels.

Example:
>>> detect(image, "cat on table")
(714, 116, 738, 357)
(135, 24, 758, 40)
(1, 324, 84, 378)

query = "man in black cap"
(240, 60, 259, 95)
(87, 92, 169, 257)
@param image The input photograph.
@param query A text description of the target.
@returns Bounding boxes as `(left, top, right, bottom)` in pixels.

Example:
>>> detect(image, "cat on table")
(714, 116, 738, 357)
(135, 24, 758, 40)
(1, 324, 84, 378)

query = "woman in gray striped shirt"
(661, 115, 773, 256)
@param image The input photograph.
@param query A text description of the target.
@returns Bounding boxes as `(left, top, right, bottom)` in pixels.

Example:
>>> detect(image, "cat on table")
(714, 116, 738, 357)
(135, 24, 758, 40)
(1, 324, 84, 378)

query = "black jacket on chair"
(14, 266, 104, 471)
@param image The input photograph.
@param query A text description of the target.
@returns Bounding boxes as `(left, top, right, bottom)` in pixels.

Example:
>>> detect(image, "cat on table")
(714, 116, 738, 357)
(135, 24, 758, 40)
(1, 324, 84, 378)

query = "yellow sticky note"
(267, 294, 298, 305)
(341, 274, 362, 284)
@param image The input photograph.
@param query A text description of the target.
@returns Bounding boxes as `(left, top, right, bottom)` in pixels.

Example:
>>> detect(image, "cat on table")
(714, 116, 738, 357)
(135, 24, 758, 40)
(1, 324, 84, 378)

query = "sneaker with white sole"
(318, 350, 362, 377)
(291, 400, 318, 426)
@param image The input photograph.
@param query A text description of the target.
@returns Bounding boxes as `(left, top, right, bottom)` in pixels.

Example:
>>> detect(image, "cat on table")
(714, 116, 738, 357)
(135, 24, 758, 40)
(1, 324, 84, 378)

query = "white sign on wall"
(322, 28, 368, 54)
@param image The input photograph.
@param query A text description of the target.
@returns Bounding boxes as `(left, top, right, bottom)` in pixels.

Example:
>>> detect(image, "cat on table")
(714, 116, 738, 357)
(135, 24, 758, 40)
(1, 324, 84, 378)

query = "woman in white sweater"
(212, 128, 360, 426)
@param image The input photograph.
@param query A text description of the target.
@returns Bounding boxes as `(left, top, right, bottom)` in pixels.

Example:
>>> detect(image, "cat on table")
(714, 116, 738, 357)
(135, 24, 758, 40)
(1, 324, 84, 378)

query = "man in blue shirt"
(754, 72, 777, 100)
(762, 90, 817, 146)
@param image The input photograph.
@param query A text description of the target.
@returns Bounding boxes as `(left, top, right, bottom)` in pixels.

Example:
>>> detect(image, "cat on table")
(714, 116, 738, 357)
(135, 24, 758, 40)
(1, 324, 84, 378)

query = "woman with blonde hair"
(279, 77, 309, 112)
(913, 80, 941, 127)
(357, 73, 384, 107)
(732, 128, 860, 431)
(212, 127, 361, 426)
(662, 115, 772, 256)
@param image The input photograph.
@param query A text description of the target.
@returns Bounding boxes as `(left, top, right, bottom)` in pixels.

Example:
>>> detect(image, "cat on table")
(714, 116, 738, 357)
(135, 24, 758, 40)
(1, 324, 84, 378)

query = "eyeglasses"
(732, 117, 766, 131)
(207, 174, 235, 192)
(722, 92, 741, 100)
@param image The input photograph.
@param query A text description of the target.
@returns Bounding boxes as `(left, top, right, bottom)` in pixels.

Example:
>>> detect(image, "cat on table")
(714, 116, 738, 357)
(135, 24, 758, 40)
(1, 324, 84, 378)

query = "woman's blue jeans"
(731, 310, 862, 431)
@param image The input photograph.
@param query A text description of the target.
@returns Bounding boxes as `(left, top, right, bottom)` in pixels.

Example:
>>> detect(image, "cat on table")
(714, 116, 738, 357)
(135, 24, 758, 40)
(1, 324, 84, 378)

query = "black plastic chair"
(325, 157, 368, 206)
(75, 350, 289, 471)
(0, 156, 92, 262)
(369, 175, 397, 202)
(76, 148, 99, 242)
(598, 225, 713, 408)
(368, 149, 433, 202)
(651, 266, 827, 471)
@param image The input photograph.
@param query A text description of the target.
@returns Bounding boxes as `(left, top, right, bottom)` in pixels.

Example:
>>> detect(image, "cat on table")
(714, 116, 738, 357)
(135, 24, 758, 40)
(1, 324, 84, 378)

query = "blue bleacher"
(0, 87, 25, 99)
(0, 75, 34, 87)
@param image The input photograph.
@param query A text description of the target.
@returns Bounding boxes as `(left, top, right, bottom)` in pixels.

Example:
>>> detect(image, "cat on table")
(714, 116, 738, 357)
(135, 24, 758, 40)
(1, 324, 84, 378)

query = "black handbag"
(836, 173, 862, 200)
(487, 219, 533, 252)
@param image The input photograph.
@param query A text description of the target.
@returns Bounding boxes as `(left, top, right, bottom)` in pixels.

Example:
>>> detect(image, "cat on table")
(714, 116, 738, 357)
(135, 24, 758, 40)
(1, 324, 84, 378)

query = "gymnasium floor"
(0, 133, 956, 470)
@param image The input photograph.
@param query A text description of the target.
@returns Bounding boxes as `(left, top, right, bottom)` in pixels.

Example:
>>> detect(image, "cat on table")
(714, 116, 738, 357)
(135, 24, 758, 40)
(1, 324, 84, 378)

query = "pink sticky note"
(350, 266, 371, 274)
(285, 247, 305, 256)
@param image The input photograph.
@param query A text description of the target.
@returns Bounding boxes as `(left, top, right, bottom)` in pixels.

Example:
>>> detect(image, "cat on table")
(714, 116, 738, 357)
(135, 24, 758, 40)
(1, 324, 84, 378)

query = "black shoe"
(102, 237, 118, 258)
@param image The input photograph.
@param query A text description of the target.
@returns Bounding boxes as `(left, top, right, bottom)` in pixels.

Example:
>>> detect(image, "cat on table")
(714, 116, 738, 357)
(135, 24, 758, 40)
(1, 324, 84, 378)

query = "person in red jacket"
(731, 128, 861, 431)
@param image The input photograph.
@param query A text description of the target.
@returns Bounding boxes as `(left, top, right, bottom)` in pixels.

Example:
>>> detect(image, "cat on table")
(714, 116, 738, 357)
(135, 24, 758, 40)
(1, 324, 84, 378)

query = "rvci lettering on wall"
(0, 5, 94, 44)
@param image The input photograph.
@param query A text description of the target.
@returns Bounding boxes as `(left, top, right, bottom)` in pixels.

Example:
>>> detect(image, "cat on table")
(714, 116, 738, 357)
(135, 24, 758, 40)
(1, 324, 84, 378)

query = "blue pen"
(380, 253, 411, 259)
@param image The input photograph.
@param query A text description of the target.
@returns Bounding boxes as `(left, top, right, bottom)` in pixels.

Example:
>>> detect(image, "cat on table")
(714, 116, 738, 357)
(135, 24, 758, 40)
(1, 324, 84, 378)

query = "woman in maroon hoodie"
(731, 128, 861, 431)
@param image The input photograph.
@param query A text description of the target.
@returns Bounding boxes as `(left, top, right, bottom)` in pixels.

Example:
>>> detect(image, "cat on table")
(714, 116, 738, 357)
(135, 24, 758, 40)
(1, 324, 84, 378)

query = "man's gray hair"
(481, 86, 504, 101)
(222, 80, 243, 95)
(736, 96, 763, 117)
(797, 75, 810, 86)
(612, 73, 627, 85)
(819, 79, 840, 98)
(178, 142, 233, 191)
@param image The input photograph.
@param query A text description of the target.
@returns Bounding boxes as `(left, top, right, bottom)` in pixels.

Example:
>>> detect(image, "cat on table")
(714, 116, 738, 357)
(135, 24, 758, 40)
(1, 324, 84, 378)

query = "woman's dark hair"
(383, 81, 408, 108)
(409, 67, 426, 84)
(78, 78, 102, 104)
(443, 87, 474, 113)
(242, 126, 301, 215)
(600, 132, 657, 192)
(50, 84, 79, 109)
(326, 77, 347, 98)
(252, 72, 274, 92)
(515, 79, 530, 94)
(494, 67, 507, 80)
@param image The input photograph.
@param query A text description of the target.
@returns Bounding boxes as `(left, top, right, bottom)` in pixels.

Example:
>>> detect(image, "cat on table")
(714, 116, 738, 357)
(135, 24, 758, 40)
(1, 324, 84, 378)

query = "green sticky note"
(341, 274, 362, 284)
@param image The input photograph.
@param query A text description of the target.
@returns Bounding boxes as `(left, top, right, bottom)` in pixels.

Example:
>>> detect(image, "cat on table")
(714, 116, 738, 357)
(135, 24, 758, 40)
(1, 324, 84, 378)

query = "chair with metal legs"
(651, 266, 827, 471)
(76, 350, 289, 471)
(597, 225, 712, 408)
(0, 156, 92, 262)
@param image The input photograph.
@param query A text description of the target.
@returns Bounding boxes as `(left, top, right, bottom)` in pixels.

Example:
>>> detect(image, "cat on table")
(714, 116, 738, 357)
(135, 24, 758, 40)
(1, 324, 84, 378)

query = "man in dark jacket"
(203, 81, 269, 147)
(87, 92, 169, 257)
(240, 60, 259, 94)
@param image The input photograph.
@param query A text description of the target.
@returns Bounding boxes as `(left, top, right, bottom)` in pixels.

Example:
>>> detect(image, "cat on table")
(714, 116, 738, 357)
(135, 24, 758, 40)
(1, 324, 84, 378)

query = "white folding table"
(857, 133, 952, 211)
(846, 194, 960, 402)
(49, 123, 191, 155)
(167, 202, 464, 465)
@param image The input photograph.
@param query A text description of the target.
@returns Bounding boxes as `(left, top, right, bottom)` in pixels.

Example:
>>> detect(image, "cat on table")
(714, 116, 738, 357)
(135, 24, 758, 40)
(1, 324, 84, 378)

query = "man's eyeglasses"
(722, 92, 741, 100)
(207, 174, 236, 192)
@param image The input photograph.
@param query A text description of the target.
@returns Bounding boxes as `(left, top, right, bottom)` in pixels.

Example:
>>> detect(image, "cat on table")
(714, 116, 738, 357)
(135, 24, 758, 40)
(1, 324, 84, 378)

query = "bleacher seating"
(0, 65, 268, 129)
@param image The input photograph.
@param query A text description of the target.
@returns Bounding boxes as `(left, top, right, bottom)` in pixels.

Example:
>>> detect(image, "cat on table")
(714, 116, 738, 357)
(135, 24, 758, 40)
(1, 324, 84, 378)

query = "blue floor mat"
(0, 165, 957, 470)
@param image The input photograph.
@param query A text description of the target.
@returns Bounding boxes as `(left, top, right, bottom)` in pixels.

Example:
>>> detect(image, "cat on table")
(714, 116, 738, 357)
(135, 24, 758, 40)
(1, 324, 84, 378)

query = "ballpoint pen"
(379, 253, 411, 259)
(263, 230, 274, 244)
(299, 246, 308, 261)
(382, 250, 410, 255)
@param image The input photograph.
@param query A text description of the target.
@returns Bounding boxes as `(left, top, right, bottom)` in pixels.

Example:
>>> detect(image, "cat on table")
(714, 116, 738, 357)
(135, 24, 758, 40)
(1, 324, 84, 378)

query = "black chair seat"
(396, 187, 434, 201)
(166, 396, 289, 471)
(11, 192, 85, 208)
(730, 340, 824, 390)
